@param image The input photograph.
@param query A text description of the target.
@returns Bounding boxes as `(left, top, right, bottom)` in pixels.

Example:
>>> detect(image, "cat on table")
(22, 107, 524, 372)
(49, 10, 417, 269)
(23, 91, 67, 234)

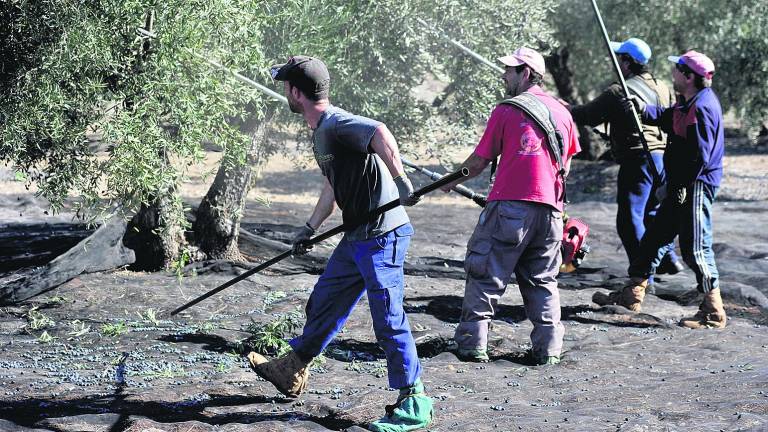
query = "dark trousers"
(289, 223, 421, 389)
(628, 181, 720, 293)
(616, 151, 679, 277)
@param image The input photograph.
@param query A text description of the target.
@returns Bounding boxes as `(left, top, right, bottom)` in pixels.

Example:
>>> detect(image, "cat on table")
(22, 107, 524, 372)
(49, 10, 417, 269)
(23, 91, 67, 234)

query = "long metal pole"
(401, 157, 487, 207)
(170, 167, 469, 316)
(136, 27, 289, 105)
(415, 18, 504, 74)
(589, 0, 661, 184)
(191, 52, 289, 105)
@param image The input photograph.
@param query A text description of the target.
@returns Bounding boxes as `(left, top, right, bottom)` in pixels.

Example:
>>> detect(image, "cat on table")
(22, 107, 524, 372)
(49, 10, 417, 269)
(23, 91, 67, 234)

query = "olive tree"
(2, 0, 271, 268)
(2, 0, 557, 271)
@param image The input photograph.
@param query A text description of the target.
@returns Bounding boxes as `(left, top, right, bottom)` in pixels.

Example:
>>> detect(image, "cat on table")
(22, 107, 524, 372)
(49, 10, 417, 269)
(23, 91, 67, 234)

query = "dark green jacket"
(571, 72, 673, 162)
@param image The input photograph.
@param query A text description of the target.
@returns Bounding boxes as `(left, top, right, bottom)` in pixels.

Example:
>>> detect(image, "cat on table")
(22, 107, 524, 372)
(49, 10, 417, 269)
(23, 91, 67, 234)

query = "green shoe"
(369, 379, 433, 432)
(456, 348, 489, 362)
(526, 349, 560, 366)
(538, 355, 560, 365)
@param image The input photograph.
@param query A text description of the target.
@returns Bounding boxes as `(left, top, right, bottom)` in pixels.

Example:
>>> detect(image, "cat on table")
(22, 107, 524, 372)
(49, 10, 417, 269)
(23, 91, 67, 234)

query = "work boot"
(656, 256, 685, 275)
(592, 278, 648, 312)
(369, 379, 433, 432)
(679, 288, 727, 329)
(455, 348, 489, 362)
(247, 350, 310, 398)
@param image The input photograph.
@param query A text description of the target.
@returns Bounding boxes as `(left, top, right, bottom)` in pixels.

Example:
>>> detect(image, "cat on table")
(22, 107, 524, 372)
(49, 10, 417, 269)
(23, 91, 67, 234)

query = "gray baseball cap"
(270, 55, 330, 97)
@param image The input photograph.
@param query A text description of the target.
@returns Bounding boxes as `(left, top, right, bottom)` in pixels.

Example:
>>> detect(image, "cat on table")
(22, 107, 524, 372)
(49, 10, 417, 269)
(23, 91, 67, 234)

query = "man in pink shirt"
(441, 47, 581, 365)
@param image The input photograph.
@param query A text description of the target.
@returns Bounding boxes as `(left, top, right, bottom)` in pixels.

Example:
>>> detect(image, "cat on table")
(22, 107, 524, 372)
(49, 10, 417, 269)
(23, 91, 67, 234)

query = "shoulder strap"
(626, 76, 660, 107)
(627, 75, 665, 141)
(499, 92, 565, 176)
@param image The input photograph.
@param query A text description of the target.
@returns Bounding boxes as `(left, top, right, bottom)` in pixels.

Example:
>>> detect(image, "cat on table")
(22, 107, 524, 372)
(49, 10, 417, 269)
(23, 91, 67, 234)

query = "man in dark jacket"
(570, 38, 684, 286)
(594, 50, 726, 329)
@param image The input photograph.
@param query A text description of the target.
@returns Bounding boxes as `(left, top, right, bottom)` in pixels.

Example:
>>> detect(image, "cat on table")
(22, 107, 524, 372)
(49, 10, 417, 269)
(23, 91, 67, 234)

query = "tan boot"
(679, 288, 727, 329)
(592, 278, 648, 312)
(247, 350, 310, 398)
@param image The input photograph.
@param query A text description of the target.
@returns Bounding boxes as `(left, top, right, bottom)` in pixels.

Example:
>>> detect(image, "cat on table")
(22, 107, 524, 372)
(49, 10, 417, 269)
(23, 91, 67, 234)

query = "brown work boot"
(247, 350, 310, 398)
(592, 278, 648, 312)
(679, 288, 727, 329)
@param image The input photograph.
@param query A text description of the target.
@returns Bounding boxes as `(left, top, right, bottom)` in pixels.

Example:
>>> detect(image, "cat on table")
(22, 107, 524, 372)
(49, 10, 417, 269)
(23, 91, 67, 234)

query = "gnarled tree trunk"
(193, 105, 276, 261)
(123, 173, 188, 271)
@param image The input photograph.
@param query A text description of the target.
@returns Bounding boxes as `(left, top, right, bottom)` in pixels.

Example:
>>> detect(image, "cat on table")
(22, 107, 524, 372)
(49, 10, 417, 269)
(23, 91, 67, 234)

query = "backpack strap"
(625, 76, 659, 107)
(626, 75, 665, 141)
(499, 92, 567, 201)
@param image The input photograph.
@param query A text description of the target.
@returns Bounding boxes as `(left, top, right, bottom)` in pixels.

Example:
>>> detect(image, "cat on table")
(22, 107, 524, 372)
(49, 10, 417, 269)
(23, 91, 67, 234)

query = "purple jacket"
(643, 88, 724, 188)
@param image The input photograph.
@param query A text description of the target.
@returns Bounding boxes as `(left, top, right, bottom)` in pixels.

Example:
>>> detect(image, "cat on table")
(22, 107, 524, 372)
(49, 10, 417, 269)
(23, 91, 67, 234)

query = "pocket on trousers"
(491, 205, 526, 244)
(373, 233, 390, 250)
(546, 211, 564, 242)
(464, 240, 492, 278)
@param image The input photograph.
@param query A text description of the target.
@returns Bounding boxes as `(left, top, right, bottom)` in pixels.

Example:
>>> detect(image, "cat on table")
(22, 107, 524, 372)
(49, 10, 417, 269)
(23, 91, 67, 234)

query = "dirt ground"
(1, 138, 767, 432)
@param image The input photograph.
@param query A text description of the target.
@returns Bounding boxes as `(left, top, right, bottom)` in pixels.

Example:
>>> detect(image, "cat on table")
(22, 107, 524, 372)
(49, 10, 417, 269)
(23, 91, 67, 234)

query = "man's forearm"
(307, 181, 335, 230)
(370, 125, 405, 177)
(440, 153, 490, 191)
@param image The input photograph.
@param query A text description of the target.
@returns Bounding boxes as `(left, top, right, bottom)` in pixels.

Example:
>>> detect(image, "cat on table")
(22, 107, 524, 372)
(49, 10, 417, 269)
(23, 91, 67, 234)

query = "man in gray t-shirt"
(311, 105, 409, 240)
(246, 56, 433, 432)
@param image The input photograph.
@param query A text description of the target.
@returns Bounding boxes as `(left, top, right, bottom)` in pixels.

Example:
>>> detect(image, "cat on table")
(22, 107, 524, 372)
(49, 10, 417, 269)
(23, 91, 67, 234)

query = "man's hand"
(621, 95, 646, 116)
(672, 186, 687, 205)
(291, 223, 315, 255)
(656, 183, 687, 205)
(394, 174, 421, 206)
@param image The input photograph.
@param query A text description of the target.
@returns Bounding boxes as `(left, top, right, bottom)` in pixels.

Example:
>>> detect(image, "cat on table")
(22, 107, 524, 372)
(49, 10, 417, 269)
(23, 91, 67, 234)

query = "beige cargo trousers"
(454, 200, 565, 358)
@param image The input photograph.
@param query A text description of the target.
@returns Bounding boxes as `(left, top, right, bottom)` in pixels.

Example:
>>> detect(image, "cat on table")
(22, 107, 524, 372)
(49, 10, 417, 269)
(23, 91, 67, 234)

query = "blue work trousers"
(289, 223, 421, 389)
(616, 151, 679, 273)
(628, 181, 720, 293)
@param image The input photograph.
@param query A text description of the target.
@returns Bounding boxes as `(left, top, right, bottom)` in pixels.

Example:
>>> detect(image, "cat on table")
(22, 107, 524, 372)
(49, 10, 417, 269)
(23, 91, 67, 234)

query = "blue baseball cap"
(609, 38, 652, 65)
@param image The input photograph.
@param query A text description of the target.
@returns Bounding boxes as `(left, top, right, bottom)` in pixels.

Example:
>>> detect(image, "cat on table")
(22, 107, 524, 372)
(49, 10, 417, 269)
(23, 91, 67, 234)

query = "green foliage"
(100, 321, 128, 337)
(264, 0, 557, 160)
(170, 248, 192, 281)
(214, 361, 231, 373)
(140, 364, 186, 379)
(137, 308, 161, 326)
(245, 311, 303, 356)
(25, 307, 55, 330)
(37, 331, 57, 344)
(550, 0, 768, 132)
(1, 0, 557, 221)
(193, 320, 216, 334)
(67, 320, 92, 339)
(1, 0, 270, 214)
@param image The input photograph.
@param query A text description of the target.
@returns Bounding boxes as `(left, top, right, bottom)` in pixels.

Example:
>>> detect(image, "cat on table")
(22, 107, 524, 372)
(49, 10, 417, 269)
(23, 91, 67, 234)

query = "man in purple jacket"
(593, 50, 726, 329)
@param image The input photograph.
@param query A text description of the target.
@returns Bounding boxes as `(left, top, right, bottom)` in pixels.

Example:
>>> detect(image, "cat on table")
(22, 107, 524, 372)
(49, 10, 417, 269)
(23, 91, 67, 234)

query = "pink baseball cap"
(668, 50, 715, 78)
(498, 47, 546, 76)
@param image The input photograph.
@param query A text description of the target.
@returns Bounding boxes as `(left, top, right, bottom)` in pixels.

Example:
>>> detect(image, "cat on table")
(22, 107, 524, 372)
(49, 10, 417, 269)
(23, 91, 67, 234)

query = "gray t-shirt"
(312, 105, 409, 241)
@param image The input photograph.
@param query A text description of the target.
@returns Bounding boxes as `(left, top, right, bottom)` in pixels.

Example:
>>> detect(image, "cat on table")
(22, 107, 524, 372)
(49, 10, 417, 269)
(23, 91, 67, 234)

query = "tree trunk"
(432, 81, 457, 108)
(193, 105, 276, 261)
(123, 173, 188, 271)
(546, 47, 608, 161)
(0, 215, 135, 305)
